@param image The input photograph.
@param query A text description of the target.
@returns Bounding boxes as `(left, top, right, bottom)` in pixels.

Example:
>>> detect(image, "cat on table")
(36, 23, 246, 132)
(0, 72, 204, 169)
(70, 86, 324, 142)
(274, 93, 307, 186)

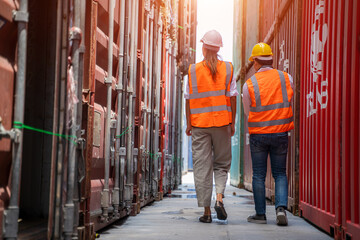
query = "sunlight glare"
(196, 0, 234, 63)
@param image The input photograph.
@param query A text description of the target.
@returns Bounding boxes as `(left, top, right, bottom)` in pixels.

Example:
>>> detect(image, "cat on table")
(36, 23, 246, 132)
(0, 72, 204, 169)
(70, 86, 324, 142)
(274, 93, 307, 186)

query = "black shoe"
(276, 207, 288, 226)
(214, 201, 227, 220)
(247, 214, 267, 224)
(199, 215, 212, 223)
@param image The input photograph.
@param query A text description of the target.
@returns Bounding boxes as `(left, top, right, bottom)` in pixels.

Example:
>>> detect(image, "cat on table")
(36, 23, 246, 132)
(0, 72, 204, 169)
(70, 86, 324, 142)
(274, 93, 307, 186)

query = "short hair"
(254, 58, 273, 66)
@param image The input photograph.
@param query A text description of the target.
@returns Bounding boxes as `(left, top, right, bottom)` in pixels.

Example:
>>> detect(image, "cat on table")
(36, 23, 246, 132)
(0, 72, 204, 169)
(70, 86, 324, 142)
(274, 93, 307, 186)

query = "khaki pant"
(192, 125, 232, 207)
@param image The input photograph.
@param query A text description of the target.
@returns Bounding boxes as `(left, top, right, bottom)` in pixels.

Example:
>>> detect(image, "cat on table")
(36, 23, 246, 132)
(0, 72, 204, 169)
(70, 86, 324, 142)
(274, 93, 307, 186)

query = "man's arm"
(288, 74, 295, 108)
(230, 96, 236, 136)
(185, 99, 192, 136)
(228, 73, 239, 137)
(242, 83, 250, 117)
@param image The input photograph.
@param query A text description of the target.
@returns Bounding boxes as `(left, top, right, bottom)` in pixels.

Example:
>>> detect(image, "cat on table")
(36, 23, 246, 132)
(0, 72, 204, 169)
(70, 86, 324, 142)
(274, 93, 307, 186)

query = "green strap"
(178, 25, 184, 30)
(115, 125, 132, 138)
(13, 121, 78, 144)
(190, 48, 196, 53)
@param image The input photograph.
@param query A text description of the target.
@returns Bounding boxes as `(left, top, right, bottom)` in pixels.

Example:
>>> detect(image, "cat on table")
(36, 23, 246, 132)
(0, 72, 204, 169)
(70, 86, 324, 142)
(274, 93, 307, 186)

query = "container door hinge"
(12, 10, 29, 23)
(0, 117, 21, 143)
(3, 206, 20, 238)
(333, 223, 342, 240)
(63, 203, 75, 236)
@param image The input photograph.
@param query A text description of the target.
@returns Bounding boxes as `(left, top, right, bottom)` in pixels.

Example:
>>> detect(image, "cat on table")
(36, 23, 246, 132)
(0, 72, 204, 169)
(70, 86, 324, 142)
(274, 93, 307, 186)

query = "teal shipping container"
(230, 0, 261, 188)
(230, 81, 243, 187)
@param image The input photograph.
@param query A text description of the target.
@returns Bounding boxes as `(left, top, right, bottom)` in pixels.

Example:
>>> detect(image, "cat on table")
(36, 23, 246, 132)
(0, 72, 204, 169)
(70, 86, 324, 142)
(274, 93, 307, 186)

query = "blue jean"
(250, 132, 289, 215)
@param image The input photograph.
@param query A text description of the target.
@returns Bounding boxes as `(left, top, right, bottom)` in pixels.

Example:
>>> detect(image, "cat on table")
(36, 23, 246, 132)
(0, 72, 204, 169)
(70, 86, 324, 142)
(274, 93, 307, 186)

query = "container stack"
(0, 0, 197, 239)
(232, 0, 359, 239)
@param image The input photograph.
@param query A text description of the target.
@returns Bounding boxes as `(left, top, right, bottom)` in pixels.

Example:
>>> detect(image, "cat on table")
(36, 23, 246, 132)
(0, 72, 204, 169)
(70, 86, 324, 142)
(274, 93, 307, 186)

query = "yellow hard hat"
(248, 42, 273, 61)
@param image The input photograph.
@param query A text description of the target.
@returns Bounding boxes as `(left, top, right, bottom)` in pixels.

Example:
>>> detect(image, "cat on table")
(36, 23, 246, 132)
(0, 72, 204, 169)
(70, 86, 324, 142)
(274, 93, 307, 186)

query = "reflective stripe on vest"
(190, 105, 232, 114)
(189, 61, 232, 107)
(190, 64, 198, 93)
(248, 116, 293, 127)
(188, 89, 226, 99)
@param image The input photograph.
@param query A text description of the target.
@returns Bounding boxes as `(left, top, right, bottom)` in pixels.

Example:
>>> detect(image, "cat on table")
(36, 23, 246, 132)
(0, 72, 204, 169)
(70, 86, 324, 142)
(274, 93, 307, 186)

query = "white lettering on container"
(307, 0, 329, 117)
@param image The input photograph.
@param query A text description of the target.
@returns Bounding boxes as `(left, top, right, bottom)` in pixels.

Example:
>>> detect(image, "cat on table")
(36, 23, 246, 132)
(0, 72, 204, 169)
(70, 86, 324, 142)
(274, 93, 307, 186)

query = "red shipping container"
(340, 1, 360, 239)
(300, 0, 360, 239)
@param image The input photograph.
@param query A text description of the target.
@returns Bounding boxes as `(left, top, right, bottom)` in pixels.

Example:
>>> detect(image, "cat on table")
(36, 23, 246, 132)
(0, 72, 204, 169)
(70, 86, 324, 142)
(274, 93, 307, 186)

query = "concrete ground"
(98, 173, 332, 240)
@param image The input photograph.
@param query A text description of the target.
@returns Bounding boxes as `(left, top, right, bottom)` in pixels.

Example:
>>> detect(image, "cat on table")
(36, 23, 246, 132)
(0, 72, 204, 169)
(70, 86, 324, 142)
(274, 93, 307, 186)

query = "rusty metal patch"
(93, 111, 101, 147)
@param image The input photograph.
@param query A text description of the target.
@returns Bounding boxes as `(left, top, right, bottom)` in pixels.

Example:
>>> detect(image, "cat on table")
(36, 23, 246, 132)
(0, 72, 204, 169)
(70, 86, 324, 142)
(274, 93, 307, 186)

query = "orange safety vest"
(246, 69, 294, 134)
(188, 60, 233, 128)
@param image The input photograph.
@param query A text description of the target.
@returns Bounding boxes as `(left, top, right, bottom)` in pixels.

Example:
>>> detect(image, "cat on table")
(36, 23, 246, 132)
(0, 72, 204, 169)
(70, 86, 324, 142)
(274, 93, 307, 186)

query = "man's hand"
(230, 123, 235, 137)
(230, 96, 236, 137)
(186, 125, 192, 136)
(185, 100, 192, 136)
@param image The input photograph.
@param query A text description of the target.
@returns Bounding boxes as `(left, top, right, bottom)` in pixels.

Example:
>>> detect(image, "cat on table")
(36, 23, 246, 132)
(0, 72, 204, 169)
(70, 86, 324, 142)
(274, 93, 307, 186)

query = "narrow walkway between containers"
(98, 173, 331, 240)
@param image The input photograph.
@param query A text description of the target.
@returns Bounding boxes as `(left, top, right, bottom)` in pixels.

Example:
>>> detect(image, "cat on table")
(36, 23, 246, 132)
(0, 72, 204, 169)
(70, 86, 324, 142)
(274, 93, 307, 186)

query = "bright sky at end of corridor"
(196, 0, 234, 63)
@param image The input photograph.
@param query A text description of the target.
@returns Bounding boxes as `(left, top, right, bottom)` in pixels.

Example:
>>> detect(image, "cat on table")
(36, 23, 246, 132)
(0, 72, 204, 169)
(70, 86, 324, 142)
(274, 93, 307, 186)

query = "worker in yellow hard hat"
(243, 42, 294, 226)
(248, 42, 273, 62)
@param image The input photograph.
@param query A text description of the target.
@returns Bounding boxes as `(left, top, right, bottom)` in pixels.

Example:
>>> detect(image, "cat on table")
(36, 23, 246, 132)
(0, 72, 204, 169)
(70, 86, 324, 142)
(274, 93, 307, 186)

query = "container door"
(300, 0, 342, 236)
(0, 1, 17, 237)
(340, 0, 360, 238)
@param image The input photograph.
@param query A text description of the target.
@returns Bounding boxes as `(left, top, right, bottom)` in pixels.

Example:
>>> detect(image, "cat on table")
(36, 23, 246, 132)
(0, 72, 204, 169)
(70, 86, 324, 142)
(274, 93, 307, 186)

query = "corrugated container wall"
(179, 0, 197, 175)
(300, 0, 360, 239)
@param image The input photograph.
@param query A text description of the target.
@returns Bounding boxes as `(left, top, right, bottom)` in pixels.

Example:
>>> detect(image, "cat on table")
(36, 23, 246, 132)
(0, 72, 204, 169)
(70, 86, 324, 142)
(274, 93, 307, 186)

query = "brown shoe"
(199, 215, 212, 223)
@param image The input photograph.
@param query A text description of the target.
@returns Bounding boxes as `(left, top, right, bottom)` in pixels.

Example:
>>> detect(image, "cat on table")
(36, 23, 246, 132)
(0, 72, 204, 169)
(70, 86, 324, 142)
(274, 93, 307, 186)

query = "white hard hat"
(200, 30, 223, 52)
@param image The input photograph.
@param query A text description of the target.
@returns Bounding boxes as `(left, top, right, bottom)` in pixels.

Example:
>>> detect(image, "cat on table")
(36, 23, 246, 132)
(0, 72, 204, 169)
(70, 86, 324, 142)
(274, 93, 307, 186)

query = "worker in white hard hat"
(243, 42, 294, 226)
(184, 30, 238, 223)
